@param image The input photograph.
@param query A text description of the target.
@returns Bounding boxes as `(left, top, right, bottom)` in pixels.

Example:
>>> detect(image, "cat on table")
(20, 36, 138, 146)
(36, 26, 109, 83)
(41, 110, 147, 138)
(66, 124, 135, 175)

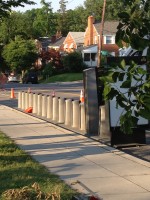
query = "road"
(1, 81, 83, 100)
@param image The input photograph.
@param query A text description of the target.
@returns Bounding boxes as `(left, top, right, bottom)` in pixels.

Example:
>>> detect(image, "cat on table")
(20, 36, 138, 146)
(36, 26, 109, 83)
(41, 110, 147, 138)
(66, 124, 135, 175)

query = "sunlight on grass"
(0, 131, 77, 200)
(41, 73, 83, 83)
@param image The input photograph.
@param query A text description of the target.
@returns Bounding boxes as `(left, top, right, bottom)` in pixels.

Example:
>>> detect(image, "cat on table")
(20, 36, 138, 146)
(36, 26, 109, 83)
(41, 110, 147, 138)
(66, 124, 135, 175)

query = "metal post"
(18, 91, 22, 109)
(33, 93, 38, 114)
(47, 95, 53, 119)
(65, 99, 72, 126)
(58, 98, 65, 123)
(80, 103, 86, 131)
(37, 94, 42, 116)
(52, 97, 59, 122)
(72, 100, 80, 129)
(29, 92, 33, 107)
(42, 95, 47, 117)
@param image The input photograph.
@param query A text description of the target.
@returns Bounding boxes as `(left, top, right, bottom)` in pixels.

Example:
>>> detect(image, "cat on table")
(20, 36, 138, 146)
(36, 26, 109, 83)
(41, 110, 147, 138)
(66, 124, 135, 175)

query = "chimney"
(88, 15, 94, 45)
(56, 31, 62, 39)
(51, 35, 56, 43)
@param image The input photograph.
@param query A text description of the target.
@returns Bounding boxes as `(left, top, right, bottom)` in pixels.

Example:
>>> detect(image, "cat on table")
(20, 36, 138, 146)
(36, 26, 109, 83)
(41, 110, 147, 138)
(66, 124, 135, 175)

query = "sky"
(13, 0, 85, 12)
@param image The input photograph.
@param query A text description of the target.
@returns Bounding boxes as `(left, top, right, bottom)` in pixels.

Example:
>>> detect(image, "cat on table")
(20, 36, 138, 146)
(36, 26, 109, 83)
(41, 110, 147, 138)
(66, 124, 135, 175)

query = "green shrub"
(42, 62, 56, 79)
(62, 52, 86, 73)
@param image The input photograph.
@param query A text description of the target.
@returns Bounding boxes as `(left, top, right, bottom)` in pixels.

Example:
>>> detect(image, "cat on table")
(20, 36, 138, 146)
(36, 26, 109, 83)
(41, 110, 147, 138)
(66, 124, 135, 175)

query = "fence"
(18, 91, 86, 132)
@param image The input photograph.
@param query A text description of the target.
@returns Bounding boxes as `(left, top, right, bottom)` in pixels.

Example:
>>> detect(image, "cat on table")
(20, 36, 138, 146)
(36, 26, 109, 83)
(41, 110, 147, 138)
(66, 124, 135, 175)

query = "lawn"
(0, 131, 77, 200)
(41, 73, 83, 83)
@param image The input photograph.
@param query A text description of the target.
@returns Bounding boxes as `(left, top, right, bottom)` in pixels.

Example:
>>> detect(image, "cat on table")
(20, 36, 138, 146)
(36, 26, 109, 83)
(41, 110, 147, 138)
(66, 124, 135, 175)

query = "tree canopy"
(0, 0, 35, 18)
(2, 37, 38, 73)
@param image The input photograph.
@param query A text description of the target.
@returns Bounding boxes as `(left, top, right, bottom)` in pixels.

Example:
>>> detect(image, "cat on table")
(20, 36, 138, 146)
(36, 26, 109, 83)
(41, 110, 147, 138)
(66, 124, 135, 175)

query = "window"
(84, 53, 90, 61)
(106, 36, 112, 44)
(104, 35, 115, 44)
(91, 53, 96, 61)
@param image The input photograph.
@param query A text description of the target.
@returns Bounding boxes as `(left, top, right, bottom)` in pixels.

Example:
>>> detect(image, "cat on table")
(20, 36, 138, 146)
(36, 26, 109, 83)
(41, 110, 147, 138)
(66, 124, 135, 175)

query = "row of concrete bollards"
(18, 91, 86, 132)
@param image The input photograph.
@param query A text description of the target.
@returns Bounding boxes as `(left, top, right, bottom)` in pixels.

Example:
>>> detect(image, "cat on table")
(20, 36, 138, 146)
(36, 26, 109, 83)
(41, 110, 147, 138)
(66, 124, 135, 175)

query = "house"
(63, 32, 85, 53)
(48, 36, 66, 54)
(35, 37, 51, 53)
(83, 15, 119, 67)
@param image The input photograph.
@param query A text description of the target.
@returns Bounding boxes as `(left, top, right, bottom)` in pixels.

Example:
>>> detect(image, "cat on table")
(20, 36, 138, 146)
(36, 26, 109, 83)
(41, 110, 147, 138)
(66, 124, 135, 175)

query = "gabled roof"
(49, 37, 65, 47)
(64, 32, 85, 44)
(94, 21, 119, 35)
(37, 37, 51, 48)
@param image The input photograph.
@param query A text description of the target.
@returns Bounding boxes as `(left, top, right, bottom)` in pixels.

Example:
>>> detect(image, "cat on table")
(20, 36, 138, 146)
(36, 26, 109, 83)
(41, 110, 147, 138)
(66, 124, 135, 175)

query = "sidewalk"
(0, 105, 150, 200)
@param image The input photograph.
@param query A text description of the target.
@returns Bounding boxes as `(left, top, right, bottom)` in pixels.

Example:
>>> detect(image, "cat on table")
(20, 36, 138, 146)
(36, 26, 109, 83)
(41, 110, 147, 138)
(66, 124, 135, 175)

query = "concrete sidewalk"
(0, 105, 150, 200)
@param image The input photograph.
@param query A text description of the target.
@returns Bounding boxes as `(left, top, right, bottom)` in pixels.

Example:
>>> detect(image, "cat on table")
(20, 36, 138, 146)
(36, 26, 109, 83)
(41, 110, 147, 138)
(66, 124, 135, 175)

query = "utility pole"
(97, 0, 106, 68)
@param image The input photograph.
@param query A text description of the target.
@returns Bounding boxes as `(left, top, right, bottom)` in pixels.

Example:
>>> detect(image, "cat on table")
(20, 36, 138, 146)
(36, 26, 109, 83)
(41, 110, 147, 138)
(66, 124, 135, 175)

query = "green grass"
(41, 73, 83, 83)
(0, 131, 77, 200)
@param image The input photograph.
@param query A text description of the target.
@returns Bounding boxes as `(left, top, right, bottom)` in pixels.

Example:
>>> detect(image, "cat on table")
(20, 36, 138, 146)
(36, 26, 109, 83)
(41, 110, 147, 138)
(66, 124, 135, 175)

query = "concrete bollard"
(47, 95, 53, 119)
(21, 91, 25, 110)
(33, 93, 38, 114)
(72, 100, 80, 129)
(42, 95, 47, 117)
(65, 99, 72, 126)
(29, 92, 33, 107)
(18, 91, 22, 109)
(80, 103, 86, 131)
(52, 97, 59, 122)
(58, 98, 65, 123)
(25, 92, 29, 110)
(37, 93, 42, 116)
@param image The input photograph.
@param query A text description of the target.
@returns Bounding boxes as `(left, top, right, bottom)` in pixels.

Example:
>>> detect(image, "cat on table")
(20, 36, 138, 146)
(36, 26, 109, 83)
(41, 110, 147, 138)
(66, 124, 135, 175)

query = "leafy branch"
(101, 59, 150, 134)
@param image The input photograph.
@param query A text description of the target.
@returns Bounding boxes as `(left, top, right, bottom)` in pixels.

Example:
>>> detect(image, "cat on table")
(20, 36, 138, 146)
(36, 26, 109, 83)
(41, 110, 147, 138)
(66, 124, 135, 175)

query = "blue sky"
(13, 0, 85, 12)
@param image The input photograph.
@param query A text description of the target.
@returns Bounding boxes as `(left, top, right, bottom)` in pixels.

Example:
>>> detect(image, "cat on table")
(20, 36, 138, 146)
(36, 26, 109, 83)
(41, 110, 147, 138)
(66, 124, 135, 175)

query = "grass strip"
(0, 131, 78, 200)
(41, 73, 83, 83)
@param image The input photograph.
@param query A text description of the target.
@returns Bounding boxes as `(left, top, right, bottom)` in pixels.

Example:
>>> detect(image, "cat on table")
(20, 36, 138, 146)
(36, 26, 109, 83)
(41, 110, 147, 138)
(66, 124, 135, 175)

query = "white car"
(8, 75, 19, 83)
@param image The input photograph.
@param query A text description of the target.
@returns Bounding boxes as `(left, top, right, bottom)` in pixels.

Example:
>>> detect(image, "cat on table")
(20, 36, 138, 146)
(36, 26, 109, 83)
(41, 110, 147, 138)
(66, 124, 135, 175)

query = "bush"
(42, 62, 56, 79)
(62, 52, 86, 73)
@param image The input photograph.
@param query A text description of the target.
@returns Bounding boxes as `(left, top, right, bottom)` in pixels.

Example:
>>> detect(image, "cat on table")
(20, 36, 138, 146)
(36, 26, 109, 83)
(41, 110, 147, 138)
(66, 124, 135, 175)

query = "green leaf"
(118, 72, 125, 81)
(137, 67, 147, 75)
(118, 12, 130, 19)
(138, 109, 150, 120)
(119, 59, 126, 70)
(112, 72, 119, 82)
(120, 80, 131, 88)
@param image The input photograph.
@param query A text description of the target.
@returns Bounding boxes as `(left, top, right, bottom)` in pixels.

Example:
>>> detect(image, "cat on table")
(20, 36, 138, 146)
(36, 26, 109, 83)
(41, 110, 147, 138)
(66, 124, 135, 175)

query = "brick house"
(63, 32, 85, 53)
(83, 15, 119, 67)
(84, 15, 119, 55)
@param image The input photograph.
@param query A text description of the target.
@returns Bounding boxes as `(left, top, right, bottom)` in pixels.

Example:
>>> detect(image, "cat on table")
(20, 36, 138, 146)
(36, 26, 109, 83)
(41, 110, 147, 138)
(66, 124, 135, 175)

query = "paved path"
(0, 105, 150, 200)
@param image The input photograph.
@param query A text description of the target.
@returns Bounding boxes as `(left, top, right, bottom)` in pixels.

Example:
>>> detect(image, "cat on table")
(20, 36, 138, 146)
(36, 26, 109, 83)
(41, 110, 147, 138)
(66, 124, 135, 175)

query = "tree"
(101, 0, 150, 134)
(0, 12, 34, 44)
(57, 0, 68, 36)
(65, 8, 87, 32)
(40, 48, 63, 69)
(2, 36, 38, 75)
(37, 0, 56, 36)
(83, 0, 124, 21)
(0, 0, 35, 18)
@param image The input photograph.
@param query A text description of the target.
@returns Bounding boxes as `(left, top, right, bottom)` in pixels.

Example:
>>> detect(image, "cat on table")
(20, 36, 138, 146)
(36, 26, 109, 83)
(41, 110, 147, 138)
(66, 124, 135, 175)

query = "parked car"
(8, 75, 20, 83)
(22, 72, 38, 84)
